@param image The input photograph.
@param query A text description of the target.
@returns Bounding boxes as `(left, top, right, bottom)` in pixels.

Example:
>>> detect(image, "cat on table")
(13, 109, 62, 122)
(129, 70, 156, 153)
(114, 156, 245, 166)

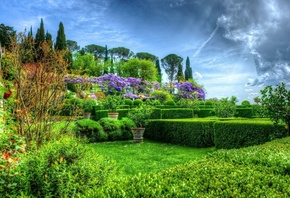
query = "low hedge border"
(214, 120, 288, 149)
(145, 119, 215, 148)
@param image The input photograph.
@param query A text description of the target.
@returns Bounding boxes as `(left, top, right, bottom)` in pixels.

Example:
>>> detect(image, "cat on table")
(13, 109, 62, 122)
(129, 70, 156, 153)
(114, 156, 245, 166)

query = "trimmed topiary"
(75, 119, 107, 142)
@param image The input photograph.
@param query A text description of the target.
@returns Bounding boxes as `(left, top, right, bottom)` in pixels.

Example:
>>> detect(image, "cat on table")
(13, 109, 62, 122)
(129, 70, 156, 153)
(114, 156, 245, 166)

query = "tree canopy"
(84, 44, 106, 59)
(0, 23, 16, 51)
(161, 54, 183, 83)
(135, 52, 157, 62)
(67, 40, 80, 52)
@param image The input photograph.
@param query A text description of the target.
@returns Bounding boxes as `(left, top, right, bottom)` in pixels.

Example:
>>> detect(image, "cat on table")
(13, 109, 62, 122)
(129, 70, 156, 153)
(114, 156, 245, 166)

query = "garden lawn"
(88, 139, 215, 175)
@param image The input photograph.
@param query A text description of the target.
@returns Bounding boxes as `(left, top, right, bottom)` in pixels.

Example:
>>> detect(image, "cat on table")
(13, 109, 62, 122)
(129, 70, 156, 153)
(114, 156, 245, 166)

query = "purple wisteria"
(65, 74, 161, 96)
(175, 82, 205, 101)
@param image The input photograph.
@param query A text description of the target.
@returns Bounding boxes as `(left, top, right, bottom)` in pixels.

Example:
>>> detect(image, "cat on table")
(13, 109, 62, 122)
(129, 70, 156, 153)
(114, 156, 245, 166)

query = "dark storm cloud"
(218, 0, 290, 86)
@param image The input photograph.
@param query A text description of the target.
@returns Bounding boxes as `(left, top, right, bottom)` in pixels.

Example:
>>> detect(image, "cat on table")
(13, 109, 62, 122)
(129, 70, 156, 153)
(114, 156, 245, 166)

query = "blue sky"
(1, 0, 290, 103)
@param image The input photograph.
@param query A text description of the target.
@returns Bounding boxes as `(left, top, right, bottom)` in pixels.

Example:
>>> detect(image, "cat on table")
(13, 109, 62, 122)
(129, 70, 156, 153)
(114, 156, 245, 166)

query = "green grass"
(88, 139, 215, 176)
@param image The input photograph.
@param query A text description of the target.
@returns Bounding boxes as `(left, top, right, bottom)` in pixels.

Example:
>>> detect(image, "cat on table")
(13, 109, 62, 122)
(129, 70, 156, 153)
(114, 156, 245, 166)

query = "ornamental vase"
(131, 128, 145, 143)
(108, 112, 119, 119)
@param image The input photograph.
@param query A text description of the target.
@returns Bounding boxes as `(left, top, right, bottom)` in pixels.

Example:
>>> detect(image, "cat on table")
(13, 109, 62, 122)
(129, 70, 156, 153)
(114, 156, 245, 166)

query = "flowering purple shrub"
(175, 82, 205, 101)
(122, 92, 139, 99)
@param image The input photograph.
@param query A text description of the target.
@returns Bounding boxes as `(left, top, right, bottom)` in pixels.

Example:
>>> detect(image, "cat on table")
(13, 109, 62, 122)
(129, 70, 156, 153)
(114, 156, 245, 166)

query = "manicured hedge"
(94, 109, 129, 121)
(235, 107, 253, 118)
(85, 137, 290, 197)
(214, 120, 288, 149)
(196, 108, 214, 117)
(161, 108, 193, 119)
(145, 119, 215, 147)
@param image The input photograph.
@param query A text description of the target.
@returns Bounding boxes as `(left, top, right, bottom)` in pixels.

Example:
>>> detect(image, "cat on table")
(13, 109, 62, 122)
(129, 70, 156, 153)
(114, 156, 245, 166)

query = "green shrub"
(252, 104, 268, 118)
(204, 100, 214, 106)
(67, 83, 80, 93)
(241, 100, 251, 107)
(145, 120, 215, 147)
(161, 108, 193, 119)
(214, 120, 288, 149)
(150, 108, 162, 119)
(94, 110, 108, 121)
(117, 105, 130, 109)
(18, 136, 115, 197)
(75, 119, 108, 142)
(123, 99, 133, 106)
(164, 100, 176, 106)
(60, 98, 82, 116)
(133, 99, 143, 106)
(99, 118, 122, 141)
(150, 90, 172, 103)
(119, 117, 136, 139)
(145, 99, 161, 106)
(214, 98, 236, 117)
(235, 108, 253, 118)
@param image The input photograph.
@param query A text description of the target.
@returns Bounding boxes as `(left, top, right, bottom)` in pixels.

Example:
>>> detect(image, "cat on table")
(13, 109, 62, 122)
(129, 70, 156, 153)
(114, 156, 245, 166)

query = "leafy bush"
(98, 118, 120, 140)
(81, 98, 96, 112)
(145, 120, 215, 147)
(94, 91, 106, 101)
(60, 98, 82, 116)
(214, 120, 288, 149)
(127, 103, 154, 128)
(133, 99, 143, 106)
(164, 100, 176, 106)
(214, 98, 236, 117)
(119, 117, 136, 139)
(241, 100, 251, 107)
(76, 119, 108, 142)
(17, 136, 115, 197)
(252, 104, 268, 118)
(123, 99, 133, 106)
(150, 90, 172, 103)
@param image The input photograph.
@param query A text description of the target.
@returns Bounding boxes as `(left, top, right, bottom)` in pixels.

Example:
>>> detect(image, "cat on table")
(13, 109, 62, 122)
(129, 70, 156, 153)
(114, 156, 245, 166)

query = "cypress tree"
(55, 22, 67, 50)
(35, 18, 45, 48)
(184, 56, 192, 80)
(104, 45, 108, 62)
(155, 59, 162, 83)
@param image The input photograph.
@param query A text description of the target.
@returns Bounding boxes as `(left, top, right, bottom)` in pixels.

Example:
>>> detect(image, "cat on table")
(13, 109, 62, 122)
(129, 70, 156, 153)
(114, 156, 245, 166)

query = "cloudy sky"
(1, 0, 290, 102)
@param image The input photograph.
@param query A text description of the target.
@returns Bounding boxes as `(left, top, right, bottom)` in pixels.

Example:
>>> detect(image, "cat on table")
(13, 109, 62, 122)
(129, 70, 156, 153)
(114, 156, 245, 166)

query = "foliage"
(103, 95, 123, 112)
(123, 98, 133, 106)
(175, 82, 205, 100)
(235, 108, 253, 118)
(135, 52, 157, 61)
(81, 98, 96, 112)
(161, 54, 183, 83)
(55, 22, 67, 50)
(76, 119, 107, 142)
(121, 58, 158, 81)
(155, 59, 162, 83)
(260, 82, 290, 135)
(184, 56, 193, 80)
(213, 97, 236, 117)
(6, 33, 70, 149)
(241, 100, 251, 107)
(133, 99, 143, 106)
(127, 103, 153, 128)
(109, 46, 133, 61)
(0, 23, 16, 51)
(145, 119, 215, 147)
(86, 137, 290, 197)
(164, 100, 176, 106)
(66, 40, 80, 52)
(150, 90, 172, 103)
(161, 108, 193, 119)
(214, 120, 287, 149)
(252, 104, 268, 118)
(71, 53, 102, 76)
(16, 136, 115, 197)
(84, 44, 106, 59)
(98, 117, 135, 140)
(0, 132, 26, 196)
(176, 62, 184, 82)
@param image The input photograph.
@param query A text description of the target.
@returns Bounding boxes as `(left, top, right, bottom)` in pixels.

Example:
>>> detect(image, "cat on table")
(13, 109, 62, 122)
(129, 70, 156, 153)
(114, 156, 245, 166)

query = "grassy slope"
(88, 139, 215, 175)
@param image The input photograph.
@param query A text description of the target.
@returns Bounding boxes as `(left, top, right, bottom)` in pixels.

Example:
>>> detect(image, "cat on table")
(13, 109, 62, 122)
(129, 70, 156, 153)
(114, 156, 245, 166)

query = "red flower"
(3, 152, 10, 160)
(4, 89, 12, 99)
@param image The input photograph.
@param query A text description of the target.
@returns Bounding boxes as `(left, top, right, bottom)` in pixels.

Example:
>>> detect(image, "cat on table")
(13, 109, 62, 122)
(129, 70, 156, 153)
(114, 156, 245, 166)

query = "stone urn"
(131, 128, 145, 143)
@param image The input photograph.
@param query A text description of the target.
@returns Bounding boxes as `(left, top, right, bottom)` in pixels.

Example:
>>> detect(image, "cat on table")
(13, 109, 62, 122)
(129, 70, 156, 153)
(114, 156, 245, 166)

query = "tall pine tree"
(55, 22, 67, 50)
